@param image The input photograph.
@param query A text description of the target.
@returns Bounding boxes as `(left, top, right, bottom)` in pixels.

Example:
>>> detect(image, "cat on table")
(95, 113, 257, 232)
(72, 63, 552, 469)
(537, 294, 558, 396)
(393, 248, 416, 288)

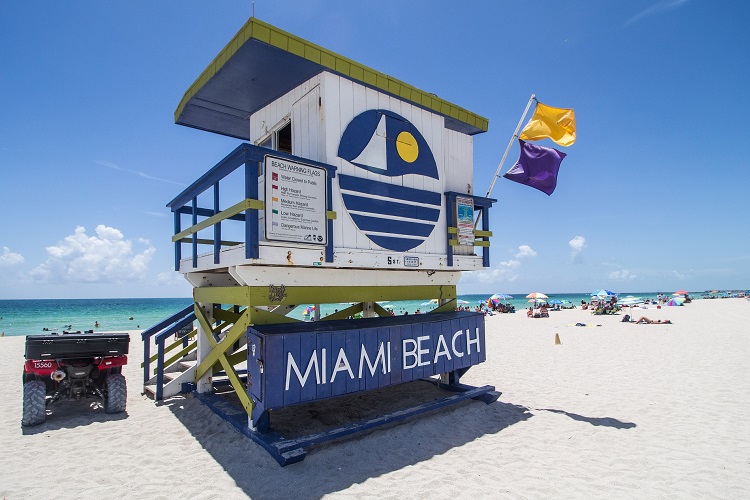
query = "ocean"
(0, 292, 679, 338)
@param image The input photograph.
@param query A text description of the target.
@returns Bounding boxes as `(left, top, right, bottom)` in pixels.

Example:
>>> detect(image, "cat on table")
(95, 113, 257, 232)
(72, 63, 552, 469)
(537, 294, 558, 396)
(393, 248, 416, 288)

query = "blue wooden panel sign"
(246, 311, 486, 424)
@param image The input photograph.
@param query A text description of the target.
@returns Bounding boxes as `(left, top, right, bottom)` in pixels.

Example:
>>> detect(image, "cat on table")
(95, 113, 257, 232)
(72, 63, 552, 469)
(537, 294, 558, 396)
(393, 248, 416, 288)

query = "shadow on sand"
(21, 400, 128, 435)
(536, 408, 636, 429)
(161, 381, 531, 498)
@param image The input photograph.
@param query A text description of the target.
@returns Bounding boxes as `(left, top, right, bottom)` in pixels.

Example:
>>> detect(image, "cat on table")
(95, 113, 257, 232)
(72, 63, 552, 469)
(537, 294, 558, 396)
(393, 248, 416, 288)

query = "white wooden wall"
(249, 72, 476, 259)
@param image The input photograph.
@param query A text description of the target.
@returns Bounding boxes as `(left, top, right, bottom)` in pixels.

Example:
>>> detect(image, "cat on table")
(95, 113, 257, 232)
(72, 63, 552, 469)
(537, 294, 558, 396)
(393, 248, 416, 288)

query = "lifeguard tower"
(142, 18, 497, 465)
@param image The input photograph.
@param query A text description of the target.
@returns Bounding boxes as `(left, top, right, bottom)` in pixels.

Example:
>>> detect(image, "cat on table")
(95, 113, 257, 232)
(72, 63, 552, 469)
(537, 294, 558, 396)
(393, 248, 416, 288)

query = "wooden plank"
(172, 198, 263, 242)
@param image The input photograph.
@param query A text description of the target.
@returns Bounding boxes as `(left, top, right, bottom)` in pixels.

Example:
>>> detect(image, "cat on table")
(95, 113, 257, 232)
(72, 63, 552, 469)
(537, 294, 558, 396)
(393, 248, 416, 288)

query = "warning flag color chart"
(265, 155, 328, 245)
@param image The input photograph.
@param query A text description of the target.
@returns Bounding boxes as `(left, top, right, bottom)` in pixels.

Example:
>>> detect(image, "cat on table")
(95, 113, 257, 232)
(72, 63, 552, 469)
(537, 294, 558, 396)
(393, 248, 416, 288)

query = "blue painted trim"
(195, 391, 303, 466)
(195, 380, 498, 467)
(245, 160, 259, 259)
(141, 305, 195, 342)
(176, 206, 245, 221)
(167, 144, 336, 210)
(342, 194, 440, 221)
(339, 174, 441, 206)
(368, 235, 425, 252)
(350, 214, 434, 237)
(167, 143, 337, 267)
(325, 168, 334, 262)
(141, 305, 195, 387)
(173, 211, 181, 271)
(154, 313, 196, 343)
(214, 183, 221, 264)
(156, 340, 165, 401)
(191, 197, 198, 268)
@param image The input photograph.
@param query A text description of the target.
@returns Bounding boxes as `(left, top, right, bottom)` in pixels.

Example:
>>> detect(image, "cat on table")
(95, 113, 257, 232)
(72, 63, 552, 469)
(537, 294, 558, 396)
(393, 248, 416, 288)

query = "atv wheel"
(105, 373, 127, 413)
(22, 380, 47, 426)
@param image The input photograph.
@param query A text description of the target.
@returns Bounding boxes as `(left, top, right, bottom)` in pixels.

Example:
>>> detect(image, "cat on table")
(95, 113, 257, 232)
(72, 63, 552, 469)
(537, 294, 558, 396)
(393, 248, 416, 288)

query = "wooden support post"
(194, 302, 214, 394)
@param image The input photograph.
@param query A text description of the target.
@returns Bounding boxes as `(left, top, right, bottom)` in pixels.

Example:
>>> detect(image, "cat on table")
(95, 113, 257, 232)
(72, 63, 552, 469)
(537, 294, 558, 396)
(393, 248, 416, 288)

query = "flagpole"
(484, 93, 536, 199)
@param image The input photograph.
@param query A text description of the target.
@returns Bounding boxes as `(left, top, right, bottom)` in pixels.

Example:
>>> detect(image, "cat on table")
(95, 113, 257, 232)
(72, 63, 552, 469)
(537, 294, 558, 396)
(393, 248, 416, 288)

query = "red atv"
(22, 332, 130, 426)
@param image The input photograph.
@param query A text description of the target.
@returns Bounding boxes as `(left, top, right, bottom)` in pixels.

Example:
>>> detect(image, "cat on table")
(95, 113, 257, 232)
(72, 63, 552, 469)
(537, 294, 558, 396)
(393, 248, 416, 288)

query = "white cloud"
(28, 225, 155, 284)
(569, 235, 587, 260)
(609, 269, 637, 281)
(476, 244, 537, 283)
(0, 246, 24, 267)
(625, 0, 688, 26)
(515, 245, 537, 259)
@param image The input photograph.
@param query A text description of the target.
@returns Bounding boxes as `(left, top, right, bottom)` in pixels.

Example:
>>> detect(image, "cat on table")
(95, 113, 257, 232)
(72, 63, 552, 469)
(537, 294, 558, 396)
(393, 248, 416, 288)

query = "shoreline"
(2, 298, 749, 498)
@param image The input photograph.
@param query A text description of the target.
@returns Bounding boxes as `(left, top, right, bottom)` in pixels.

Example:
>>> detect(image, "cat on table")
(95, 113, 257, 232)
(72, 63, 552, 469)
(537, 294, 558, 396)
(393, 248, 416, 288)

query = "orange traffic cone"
(554, 333, 561, 345)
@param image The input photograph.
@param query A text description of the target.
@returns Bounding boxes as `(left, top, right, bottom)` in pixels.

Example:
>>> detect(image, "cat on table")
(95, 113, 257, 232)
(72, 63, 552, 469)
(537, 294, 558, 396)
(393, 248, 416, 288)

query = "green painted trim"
(156, 341, 197, 374)
(193, 304, 253, 415)
(322, 303, 363, 320)
(175, 17, 488, 133)
(474, 240, 490, 247)
(225, 349, 248, 367)
(213, 307, 243, 324)
(433, 299, 458, 313)
(178, 238, 242, 246)
(194, 285, 457, 308)
(173, 199, 263, 242)
(141, 330, 197, 367)
(246, 305, 301, 325)
(194, 307, 250, 382)
(448, 227, 492, 238)
(372, 302, 391, 317)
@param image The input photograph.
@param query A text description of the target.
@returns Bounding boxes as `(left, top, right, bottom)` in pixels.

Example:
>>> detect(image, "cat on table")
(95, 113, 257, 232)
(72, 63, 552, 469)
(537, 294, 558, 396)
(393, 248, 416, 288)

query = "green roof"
(175, 17, 488, 139)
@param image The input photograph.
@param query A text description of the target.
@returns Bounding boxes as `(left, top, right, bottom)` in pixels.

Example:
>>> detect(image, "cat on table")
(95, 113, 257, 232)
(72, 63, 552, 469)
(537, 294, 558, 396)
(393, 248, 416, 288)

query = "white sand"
(1, 298, 749, 498)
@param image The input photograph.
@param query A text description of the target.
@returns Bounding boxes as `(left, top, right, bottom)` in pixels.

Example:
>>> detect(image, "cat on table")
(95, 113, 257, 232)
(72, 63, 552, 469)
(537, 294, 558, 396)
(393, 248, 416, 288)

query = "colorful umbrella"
(667, 297, 685, 306)
(619, 296, 644, 316)
(591, 289, 617, 298)
(491, 293, 514, 300)
(526, 292, 548, 299)
(674, 290, 688, 295)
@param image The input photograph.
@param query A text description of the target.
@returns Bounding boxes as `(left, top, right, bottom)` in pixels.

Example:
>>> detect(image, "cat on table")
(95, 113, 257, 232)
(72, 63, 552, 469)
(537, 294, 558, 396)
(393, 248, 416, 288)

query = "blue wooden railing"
(166, 143, 337, 271)
(141, 305, 196, 400)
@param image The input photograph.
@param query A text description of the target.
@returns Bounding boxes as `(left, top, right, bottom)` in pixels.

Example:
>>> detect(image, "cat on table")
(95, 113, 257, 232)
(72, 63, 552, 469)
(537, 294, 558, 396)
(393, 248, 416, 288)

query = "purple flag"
(503, 140, 566, 196)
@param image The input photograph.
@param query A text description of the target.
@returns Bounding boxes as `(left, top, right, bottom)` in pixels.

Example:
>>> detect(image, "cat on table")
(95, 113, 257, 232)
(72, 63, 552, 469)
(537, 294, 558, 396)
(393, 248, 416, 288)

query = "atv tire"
(22, 380, 47, 426)
(105, 373, 127, 414)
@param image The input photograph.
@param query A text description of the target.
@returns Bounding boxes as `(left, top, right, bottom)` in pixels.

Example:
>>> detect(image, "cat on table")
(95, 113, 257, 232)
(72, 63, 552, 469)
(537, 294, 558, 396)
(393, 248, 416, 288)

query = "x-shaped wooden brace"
(193, 303, 253, 415)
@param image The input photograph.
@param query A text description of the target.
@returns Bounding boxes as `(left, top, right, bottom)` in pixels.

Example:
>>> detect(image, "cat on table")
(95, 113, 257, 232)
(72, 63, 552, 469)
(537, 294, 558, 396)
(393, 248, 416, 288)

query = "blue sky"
(1, 0, 748, 299)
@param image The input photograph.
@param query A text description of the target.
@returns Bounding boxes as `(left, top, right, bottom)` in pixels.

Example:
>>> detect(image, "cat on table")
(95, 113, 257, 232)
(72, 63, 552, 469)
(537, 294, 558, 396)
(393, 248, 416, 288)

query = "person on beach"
(635, 316, 672, 324)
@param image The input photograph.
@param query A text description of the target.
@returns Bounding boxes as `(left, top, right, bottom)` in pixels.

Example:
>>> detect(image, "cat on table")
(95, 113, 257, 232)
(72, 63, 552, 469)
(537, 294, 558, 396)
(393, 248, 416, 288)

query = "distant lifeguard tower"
(142, 18, 497, 465)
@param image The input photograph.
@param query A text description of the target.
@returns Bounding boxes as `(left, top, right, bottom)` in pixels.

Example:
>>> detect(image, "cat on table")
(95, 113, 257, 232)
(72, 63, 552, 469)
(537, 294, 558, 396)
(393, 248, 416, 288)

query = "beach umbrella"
(548, 299, 563, 305)
(457, 299, 469, 305)
(491, 293, 514, 300)
(591, 289, 617, 298)
(667, 297, 685, 306)
(674, 289, 688, 295)
(619, 296, 644, 316)
(526, 292, 548, 299)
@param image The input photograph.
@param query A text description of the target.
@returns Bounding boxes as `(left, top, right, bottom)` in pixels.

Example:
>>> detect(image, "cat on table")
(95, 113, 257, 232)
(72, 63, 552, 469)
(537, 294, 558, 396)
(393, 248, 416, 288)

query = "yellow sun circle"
(396, 131, 419, 163)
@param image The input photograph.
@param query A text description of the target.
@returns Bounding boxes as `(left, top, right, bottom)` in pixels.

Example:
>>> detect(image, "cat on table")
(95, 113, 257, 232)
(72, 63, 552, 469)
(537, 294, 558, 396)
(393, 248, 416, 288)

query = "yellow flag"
(519, 102, 576, 147)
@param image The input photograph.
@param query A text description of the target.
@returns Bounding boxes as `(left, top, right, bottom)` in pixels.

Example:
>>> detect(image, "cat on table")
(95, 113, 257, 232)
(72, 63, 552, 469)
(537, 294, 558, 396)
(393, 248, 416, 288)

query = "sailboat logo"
(337, 109, 441, 252)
